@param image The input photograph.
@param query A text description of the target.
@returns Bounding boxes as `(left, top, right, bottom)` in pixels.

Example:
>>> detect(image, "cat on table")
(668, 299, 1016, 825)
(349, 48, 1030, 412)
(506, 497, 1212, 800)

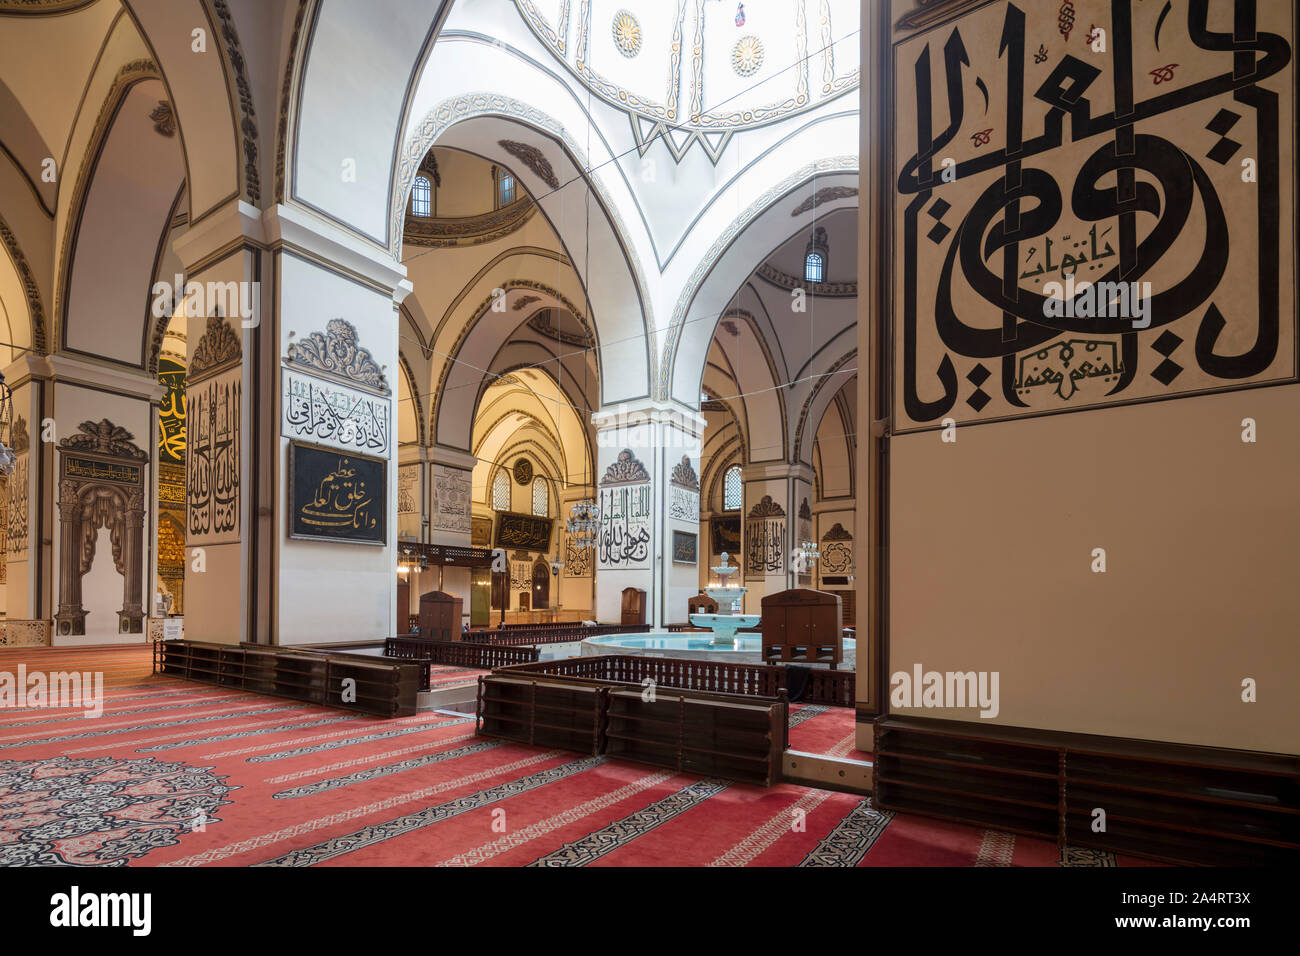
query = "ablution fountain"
(579, 552, 855, 666)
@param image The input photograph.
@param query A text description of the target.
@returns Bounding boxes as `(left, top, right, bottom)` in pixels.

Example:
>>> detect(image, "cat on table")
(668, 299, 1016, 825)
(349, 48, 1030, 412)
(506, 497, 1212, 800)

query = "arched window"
(491, 470, 510, 511)
(411, 175, 431, 217)
(804, 251, 824, 283)
(497, 170, 515, 207)
(723, 464, 743, 511)
(531, 477, 549, 517)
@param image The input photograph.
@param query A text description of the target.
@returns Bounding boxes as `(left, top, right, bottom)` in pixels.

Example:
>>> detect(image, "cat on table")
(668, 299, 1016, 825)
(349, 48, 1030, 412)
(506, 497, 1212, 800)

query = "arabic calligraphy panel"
(398, 464, 419, 516)
(281, 369, 391, 454)
(493, 512, 552, 551)
(431, 463, 472, 533)
(288, 442, 386, 545)
(597, 482, 652, 570)
(187, 371, 241, 544)
(893, 0, 1296, 431)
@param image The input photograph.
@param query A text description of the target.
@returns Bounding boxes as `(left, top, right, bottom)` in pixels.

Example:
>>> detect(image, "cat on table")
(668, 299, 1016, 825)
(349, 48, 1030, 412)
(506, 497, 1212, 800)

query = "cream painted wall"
(888, 384, 1300, 755)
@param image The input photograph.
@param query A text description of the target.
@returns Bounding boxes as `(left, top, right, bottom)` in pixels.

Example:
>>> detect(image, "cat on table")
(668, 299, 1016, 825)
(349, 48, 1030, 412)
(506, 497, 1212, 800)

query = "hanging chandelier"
(566, 497, 599, 550)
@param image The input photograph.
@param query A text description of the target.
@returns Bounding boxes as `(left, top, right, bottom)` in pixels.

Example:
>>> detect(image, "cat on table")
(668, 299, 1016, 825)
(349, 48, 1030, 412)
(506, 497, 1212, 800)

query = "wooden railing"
(461, 624, 650, 647)
(505, 654, 781, 698)
(382, 637, 539, 689)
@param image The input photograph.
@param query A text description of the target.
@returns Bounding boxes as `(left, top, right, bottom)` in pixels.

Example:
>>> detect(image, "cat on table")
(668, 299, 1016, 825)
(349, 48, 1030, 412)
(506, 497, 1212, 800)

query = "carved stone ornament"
(58, 420, 148, 461)
(799, 497, 812, 521)
(822, 521, 853, 541)
(189, 315, 242, 380)
(599, 448, 650, 486)
(11, 416, 28, 455)
(791, 185, 858, 216)
(747, 494, 785, 518)
(286, 318, 390, 394)
(670, 456, 699, 491)
(498, 139, 560, 189)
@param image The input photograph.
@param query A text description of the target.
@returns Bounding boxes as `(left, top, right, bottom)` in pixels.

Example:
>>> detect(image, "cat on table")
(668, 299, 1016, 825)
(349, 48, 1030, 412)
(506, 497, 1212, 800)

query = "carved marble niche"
(55, 420, 150, 636)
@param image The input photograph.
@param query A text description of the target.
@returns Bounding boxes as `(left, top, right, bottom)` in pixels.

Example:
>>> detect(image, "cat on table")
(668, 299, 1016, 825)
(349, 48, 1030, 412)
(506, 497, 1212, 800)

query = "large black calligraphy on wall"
(894, 0, 1295, 431)
(187, 375, 240, 542)
(597, 449, 652, 570)
(746, 495, 786, 579)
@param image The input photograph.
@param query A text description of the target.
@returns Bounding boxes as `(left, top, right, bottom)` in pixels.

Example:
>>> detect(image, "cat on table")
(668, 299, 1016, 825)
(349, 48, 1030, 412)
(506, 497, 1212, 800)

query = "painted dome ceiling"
(513, 0, 859, 157)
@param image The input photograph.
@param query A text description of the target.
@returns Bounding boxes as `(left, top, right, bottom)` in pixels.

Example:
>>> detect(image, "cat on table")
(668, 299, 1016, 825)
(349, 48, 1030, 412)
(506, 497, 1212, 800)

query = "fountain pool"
(579, 631, 856, 667)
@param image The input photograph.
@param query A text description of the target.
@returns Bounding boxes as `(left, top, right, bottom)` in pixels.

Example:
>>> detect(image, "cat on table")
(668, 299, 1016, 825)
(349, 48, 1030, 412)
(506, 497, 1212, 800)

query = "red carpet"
(787, 703, 871, 759)
(0, 646, 1154, 867)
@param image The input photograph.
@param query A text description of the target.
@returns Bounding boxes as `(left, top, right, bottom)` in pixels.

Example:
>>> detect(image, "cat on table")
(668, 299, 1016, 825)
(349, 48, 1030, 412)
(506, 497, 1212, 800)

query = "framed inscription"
(494, 511, 552, 551)
(288, 442, 386, 545)
(710, 516, 741, 554)
(671, 530, 697, 565)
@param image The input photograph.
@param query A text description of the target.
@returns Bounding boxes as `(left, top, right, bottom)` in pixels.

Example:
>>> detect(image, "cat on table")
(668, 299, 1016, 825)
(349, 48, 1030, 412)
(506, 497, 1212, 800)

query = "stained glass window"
(723, 464, 743, 511)
(412, 175, 431, 217)
(531, 477, 548, 517)
(492, 469, 510, 511)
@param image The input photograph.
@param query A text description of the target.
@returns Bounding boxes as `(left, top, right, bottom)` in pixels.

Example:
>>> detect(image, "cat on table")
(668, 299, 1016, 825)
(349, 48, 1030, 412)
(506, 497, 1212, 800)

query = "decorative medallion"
(600, 449, 650, 486)
(497, 139, 560, 189)
(0, 755, 238, 866)
(512, 457, 534, 486)
(731, 35, 765, 77)
(149, 100, 175, 136)
(747, 494, 785, 518)
(670, 456, 699, 491)
(611, 10, 642, 57)
(58, 420, 148, 461)
(189, 315, 242, 380)
(286, 318, 389, 394)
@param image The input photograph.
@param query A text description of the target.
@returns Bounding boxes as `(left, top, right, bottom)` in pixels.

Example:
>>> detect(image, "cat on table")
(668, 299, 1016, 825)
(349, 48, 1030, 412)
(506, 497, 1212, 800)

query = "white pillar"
(591, 402, 704, 627)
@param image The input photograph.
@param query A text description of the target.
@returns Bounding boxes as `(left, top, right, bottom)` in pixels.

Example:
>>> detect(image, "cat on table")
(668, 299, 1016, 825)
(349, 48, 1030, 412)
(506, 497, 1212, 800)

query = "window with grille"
(491, 470, 510, 511)
(723, 465, 742, 511)
(531, 477, 548, 517)
(412, 175, 431, 217)
(804, 251, 824, 283)
(497, 171, 515, 207)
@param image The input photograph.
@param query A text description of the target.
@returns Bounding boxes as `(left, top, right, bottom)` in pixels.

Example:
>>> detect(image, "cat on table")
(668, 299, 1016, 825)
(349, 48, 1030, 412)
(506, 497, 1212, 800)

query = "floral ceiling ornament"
(59, 419, 149, 461)
(512, 294, 543, 312)
(286, 318, 390, 393)
(611, 9, 642, 58)
(149, 100, 175, 136)
(731, 35, 764, 77)
(498, 139, 559, 189)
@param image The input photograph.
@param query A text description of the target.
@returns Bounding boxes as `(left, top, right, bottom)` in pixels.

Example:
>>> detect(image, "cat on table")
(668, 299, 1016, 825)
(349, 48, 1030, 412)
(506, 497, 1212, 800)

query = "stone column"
(739, 461, 814, 612)
(591, 402, 704, 627)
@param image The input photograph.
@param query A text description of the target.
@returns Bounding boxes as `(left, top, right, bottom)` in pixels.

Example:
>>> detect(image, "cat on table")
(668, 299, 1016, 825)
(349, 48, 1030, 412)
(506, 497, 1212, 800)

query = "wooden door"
(532, 558, 550, 610)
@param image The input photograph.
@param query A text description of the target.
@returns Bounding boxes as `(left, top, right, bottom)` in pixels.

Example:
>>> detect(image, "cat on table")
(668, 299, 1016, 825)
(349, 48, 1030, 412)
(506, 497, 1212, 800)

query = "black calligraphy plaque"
(493, 511, 552, 552)
(288, 442, 386, 545)
(710, 516, 741, 554)
(671, 530, 697, 564)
